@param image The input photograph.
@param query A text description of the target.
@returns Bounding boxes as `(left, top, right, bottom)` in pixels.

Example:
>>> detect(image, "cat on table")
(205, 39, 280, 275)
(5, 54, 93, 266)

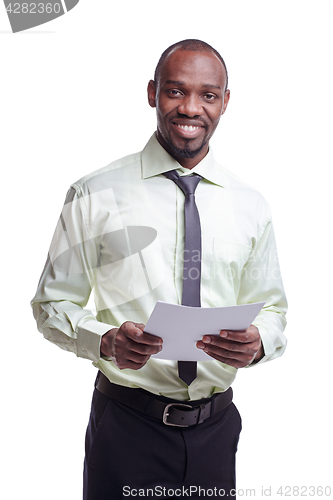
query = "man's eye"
(204, 94, 216, 101)
(168, 90, 182, 97)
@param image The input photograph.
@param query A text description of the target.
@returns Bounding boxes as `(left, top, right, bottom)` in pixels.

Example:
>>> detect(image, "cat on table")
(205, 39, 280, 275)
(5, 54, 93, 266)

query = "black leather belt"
(95, 371, 233, 428)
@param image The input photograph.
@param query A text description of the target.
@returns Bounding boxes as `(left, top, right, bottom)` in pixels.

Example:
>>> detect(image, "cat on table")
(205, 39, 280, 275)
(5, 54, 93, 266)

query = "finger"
(125, 338, 163, 356)
(132, 322, 146, 331)
(130, 330, 164, 346)
(113, 356, 149, 371)
(113, 340, 152, 367)
(196, 340, 206, 350)
(197, 345, 256, 369)
(120, 322, 163, 346)
(219, 330, 251, 343)
(201, 335, 253, 353)
(203, 343, 255, 358)
(198, 338, 259, 358)
(208, 353, 250, 369)
(219, 325, 260, 343)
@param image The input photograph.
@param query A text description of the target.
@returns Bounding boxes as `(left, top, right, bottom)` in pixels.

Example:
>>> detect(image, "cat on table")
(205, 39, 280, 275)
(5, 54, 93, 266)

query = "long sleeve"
(31, 187, 112, 363)
(237, 218, 287, 364)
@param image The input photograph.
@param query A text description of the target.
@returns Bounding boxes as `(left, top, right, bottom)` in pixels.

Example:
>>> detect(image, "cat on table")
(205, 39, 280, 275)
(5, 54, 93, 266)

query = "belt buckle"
(162, 402, 193, 427)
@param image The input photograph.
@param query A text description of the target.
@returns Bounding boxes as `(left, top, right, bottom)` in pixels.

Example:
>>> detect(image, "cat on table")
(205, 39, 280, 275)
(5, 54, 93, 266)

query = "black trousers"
(83, 387, 242, 500)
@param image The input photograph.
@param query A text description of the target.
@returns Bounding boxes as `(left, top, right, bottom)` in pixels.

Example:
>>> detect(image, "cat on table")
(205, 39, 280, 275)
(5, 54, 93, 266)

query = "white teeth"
(177, 124, 199, 131)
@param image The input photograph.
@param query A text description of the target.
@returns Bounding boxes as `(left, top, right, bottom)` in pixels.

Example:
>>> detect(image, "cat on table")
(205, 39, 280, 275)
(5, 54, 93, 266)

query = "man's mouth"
(176, 124, 201, 132)
(171, 122, 206, 139)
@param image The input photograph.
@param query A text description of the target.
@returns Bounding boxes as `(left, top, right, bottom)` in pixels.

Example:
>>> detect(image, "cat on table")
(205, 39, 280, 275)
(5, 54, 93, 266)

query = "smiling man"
(149, 46, 230, 166)
(31, 39, 287, 499)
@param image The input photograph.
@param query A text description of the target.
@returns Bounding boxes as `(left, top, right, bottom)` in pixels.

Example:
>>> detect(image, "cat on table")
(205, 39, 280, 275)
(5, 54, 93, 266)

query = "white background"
(1, 1, 332, 498)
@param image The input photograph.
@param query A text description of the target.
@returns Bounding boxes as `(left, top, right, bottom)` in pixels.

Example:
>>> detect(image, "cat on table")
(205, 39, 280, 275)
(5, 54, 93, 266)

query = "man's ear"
(221, 89, 230, 115)
(147, 80, 157, 108)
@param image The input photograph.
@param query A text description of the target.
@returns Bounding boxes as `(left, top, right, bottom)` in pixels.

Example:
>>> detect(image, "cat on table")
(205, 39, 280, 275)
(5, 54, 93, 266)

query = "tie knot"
(163, 170, 201, 196)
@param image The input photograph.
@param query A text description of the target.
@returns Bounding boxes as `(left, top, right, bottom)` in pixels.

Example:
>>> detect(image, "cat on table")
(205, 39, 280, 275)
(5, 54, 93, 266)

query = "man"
(31, 39, 287, 499)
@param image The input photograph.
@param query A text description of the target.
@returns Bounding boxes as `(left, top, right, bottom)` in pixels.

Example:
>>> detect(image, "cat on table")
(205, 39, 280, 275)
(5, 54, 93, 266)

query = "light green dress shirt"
(31, 134, 287, 401)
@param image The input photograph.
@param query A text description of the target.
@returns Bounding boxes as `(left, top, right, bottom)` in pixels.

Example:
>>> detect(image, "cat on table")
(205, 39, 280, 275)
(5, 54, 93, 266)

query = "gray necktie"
(164, 170, 202, 385)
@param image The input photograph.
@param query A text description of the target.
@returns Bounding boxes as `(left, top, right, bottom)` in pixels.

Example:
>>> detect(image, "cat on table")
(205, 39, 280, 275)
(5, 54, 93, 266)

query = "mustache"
(170, 115, 209, 129)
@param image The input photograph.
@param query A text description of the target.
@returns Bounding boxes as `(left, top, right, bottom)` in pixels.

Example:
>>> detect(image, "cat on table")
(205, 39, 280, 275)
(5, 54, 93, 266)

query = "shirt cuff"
(246, 325, 286, 367)
(76, 320, 114, 363)
(246, 326, 270, 367)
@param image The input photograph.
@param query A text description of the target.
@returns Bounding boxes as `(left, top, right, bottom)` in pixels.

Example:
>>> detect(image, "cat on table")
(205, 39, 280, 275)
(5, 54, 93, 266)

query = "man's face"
(148, 49, 230, 167)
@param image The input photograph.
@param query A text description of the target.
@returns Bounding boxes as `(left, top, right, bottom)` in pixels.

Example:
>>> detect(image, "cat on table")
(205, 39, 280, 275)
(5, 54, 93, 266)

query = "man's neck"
(155, 133, 209, 170)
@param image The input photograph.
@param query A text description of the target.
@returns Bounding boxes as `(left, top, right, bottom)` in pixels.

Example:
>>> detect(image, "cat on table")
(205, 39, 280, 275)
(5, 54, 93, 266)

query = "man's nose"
(178, 95, 202, 117)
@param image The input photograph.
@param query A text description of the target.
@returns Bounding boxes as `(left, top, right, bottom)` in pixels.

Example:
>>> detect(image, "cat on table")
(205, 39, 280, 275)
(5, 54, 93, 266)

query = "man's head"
(148, 39, 230, 169)
(154, 40, 229, 92)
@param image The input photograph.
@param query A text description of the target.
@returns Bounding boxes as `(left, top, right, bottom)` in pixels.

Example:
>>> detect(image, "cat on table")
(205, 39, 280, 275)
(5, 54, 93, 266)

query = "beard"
(167, 139, 207, 159)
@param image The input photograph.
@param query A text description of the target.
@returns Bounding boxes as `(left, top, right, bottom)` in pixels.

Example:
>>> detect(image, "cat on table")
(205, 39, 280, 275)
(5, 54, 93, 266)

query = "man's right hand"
(100, 321, 163, 370)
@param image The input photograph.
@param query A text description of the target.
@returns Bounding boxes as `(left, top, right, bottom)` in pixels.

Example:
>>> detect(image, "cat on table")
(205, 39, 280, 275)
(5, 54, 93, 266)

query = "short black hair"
(154, 39, 228, 91)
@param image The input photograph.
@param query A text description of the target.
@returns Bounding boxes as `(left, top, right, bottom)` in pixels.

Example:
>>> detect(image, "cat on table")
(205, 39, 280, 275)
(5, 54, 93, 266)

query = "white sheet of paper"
(144, 301, 265, 361)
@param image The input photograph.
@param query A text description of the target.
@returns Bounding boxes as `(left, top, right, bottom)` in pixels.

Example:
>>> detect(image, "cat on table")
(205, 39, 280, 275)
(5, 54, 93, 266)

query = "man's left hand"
(196, 325, 264, 368)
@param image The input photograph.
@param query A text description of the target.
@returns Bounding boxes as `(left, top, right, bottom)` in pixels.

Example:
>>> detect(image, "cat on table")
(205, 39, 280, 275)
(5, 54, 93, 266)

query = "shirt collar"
(141, 133, 227, 188)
